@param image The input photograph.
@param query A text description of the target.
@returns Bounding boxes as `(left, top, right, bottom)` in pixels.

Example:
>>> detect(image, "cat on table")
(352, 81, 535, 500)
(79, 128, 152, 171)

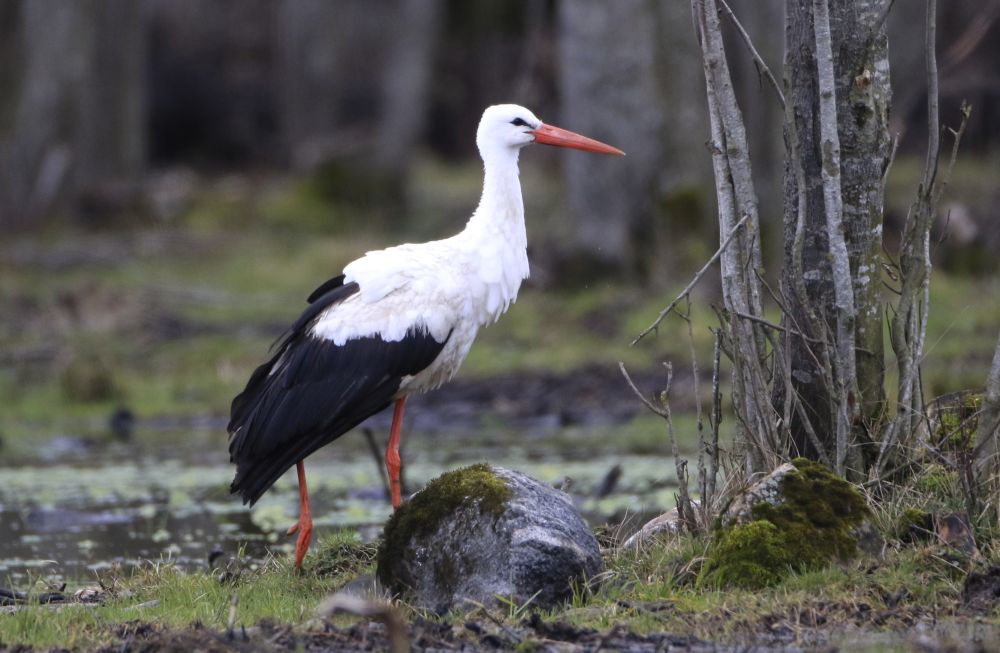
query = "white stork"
(228, 104, 624, 569)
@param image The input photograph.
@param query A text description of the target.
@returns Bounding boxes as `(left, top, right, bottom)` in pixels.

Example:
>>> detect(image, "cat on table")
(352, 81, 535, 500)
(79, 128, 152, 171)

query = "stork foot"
(288, 460, 313, 572)
(287, 512, 313, 571)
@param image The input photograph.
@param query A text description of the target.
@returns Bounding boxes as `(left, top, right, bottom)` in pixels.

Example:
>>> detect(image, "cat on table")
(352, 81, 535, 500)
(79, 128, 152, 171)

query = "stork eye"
(510, 118, 529, 127)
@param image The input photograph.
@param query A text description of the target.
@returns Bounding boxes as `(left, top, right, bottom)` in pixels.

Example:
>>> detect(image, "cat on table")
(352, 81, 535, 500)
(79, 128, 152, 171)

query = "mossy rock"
(896, 507, 934, 544)
(698, 520, 796, 589)
(700, 458, 871, 589)
(378, 463, 512, 567)
(377, 464, 601, 613)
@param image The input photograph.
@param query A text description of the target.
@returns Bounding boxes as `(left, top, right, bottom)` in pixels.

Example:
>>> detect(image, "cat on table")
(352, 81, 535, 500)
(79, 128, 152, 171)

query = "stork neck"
(464, 151, 525, 244)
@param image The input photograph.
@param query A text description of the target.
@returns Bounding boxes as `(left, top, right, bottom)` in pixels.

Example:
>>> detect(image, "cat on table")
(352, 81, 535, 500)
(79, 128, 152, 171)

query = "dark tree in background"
(556, 0, 714, 281)
(556, 0, 664, 277)
(0, 0, 145, 225)
(1, 0, 997, 289)
(278, 0, 442, 181)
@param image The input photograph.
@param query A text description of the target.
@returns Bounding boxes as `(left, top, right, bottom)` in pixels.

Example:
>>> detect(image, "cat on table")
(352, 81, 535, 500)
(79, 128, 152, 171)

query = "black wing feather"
(227, 276, 448, 506)
(306, 274, 348, 304)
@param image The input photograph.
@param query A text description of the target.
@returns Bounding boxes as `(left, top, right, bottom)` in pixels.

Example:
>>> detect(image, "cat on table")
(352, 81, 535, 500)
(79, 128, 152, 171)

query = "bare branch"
(620, 361, 698, 532)
(876, 0, 954, 478)
(717, 0, 785, 108)
(632, 213, 750, 346)
(921, 0, 940, 194)
(708, 330, 722, 501)
(874, 0, 896, 39)
(619, 361, 669, 418)
(731, 310, 822, 344)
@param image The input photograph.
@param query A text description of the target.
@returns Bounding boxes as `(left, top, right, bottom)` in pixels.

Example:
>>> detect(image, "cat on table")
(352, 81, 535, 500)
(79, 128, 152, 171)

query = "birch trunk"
(780, 0, 891, 475)
(693, 0, 777, 473)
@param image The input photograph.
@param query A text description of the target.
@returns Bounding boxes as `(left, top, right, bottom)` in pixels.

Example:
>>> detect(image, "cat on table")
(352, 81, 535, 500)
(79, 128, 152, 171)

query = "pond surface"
(0, 422, 678, 586)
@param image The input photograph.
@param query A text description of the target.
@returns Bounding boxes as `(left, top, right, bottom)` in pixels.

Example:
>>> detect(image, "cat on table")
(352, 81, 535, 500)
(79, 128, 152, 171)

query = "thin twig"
(619, 361, 668, 418)
(362, 428, 391, 500)
(881, 133, 900, 187)
(632, 213, 750, 346)
(619, 361, 697, 531)
(731, 310, 822, 344)
(718, 0, 785, 108)
(708, 330, 722, 503)
(681, 296, 709, 525)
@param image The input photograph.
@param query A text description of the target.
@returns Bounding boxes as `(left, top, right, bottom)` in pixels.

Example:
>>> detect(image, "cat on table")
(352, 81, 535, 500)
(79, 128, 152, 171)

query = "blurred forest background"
(1, 0, 999, 456)
(2, 0, 998, 272)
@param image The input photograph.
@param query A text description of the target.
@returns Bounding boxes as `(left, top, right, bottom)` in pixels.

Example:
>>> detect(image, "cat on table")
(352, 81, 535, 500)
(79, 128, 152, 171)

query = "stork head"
(476, 104, 625, 162)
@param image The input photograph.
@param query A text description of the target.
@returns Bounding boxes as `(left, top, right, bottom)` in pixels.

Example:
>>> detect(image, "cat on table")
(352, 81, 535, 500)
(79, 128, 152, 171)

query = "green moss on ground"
(915, 464, 962, 497)
(697, 520, 795, 589)
(931, 390, 983, 451)
(309, 530, 377, 579)
(377, 463, 513, 582)
(699, 458, 871, 589)
(897, 507, 934, 543)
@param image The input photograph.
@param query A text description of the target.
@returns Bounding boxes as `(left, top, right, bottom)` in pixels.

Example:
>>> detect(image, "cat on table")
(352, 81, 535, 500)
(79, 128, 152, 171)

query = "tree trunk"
(692, 0, 777, 473)
(277, 0, 344, 167)
(780, 0, 891, 475)
(74, 0, 147, 197)
(0, 0, 85, 225)
(374, 0, 442, 177)
(0, 0, 146, 226)
(556, 0, 664, 278)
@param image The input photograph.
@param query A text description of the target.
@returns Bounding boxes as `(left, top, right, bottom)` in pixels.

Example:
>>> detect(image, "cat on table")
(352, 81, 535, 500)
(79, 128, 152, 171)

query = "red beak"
(529, 123, 625, 156)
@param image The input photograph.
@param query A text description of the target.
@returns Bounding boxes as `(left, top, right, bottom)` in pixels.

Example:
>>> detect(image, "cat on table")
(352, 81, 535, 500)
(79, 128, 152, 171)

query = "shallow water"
(0, 424, 678, 586)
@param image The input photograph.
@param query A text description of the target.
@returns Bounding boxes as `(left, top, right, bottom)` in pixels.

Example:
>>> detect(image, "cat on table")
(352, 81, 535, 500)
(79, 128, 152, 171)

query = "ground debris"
(962, 566, 1000, 614)
(0, 586, 68, 607)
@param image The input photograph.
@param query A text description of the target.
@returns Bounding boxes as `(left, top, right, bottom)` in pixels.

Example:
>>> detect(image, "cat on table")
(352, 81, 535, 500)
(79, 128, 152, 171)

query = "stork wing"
(227, 275, 447, 505)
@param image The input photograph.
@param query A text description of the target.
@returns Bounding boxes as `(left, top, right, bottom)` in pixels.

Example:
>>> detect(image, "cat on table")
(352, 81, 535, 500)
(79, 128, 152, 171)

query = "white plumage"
(314, 107, 533, 392)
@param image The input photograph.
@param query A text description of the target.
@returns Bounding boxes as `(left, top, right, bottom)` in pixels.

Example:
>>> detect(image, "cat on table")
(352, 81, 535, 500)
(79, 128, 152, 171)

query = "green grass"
(0, 531, 373, 650)
(2, 501, 997, 651)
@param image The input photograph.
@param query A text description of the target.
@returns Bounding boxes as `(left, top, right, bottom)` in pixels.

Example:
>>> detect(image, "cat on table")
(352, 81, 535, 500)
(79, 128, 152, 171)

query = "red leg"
(386, 396, 407, 509)
(286, 460, 313, 570)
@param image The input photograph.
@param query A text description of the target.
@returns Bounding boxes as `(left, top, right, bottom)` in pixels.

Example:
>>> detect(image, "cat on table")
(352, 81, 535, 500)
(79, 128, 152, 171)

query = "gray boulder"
(376, 464, 602, 613)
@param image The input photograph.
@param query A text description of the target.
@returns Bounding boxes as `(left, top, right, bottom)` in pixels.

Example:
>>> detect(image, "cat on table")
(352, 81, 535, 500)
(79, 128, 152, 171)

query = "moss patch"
(699, 458, 871, 589)
(377, 463, 513, 583)
(309, 530, 377, 580)
(915, 464, 961, 496)
(897, 507, 934, 543)
(930, 390, 983, 452)
(697, 520, 795, 589)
